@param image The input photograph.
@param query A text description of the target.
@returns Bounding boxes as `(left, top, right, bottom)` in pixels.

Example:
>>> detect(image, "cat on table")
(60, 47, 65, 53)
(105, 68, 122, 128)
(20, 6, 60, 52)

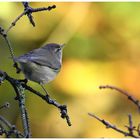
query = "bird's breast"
(19, 61, 60, 84)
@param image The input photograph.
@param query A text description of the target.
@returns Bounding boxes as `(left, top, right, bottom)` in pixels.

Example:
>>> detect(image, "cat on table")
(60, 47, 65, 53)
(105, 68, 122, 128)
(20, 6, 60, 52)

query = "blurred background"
(0, 2, 140, 138)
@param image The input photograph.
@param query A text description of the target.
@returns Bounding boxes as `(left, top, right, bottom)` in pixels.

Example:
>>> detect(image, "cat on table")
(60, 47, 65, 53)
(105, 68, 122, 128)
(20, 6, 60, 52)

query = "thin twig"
(88, 113, 140, 138)
(29, 5, 56, 13)
(125, 114, 134, 135)
(0, 26, 21, 73)
(99, 85, 140, 111)
(0, 115, 14, 129)
(6, 12, 26, 34)
(22, 2, 35, 27)
(0, 26, 15, 62)
(6, 2, 56, 33)
(22, 83, 72, 126)
(0, 115, 24, 137)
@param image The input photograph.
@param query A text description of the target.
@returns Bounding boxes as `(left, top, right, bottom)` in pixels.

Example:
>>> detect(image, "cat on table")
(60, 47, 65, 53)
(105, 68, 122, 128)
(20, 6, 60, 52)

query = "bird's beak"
(60, 43, 65, 49)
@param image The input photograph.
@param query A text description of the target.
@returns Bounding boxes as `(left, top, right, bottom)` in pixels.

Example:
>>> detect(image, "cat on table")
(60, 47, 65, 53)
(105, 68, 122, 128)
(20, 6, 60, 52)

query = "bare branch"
(0, 26, 14, 61)
(0, 115, 24, 137)
(0, 26, 21, 73)
(22, 83, 72, 126)
(88, 113, 140, 138)
(22, 2, 35, 26)
(6, 12, 25, 34)
(6, 2, 56, 33)
(99, 85, 140, 111)
(125, 114, 135, 135)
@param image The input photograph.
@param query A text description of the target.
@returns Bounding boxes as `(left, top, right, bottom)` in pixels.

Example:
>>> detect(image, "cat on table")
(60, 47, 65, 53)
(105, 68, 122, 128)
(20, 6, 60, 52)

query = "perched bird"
(15, 43, 65, 93)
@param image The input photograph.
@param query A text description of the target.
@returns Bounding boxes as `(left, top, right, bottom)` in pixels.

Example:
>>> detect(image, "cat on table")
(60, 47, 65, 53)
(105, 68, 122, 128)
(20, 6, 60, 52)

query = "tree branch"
(0, 70, 71, 127)
(99, 85, 140, 111)
(0, 71, 31, 137)
(88, 113, 140, 138)
(0, 26, 21, 73)
(22, 82, 71, 126)
(0, 115, 24, 138)
(6, 2, 56, 33)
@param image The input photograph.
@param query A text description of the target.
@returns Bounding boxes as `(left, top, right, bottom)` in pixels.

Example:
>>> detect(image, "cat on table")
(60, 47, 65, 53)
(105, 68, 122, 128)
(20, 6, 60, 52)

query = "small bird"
(15, 43, 64, 93)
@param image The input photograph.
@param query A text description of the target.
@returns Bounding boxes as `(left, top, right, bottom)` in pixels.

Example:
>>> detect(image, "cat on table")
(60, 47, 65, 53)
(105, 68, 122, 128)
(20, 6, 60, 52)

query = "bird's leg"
(40, 84, 49, 96)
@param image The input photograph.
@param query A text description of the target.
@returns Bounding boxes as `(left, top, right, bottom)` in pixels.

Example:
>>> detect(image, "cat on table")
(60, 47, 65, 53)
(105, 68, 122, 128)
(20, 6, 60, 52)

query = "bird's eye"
(54, 48, 61, 53)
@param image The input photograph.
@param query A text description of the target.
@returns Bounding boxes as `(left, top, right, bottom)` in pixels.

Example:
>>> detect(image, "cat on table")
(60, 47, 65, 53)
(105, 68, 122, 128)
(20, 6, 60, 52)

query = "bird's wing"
(16, 47, 62, 70)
